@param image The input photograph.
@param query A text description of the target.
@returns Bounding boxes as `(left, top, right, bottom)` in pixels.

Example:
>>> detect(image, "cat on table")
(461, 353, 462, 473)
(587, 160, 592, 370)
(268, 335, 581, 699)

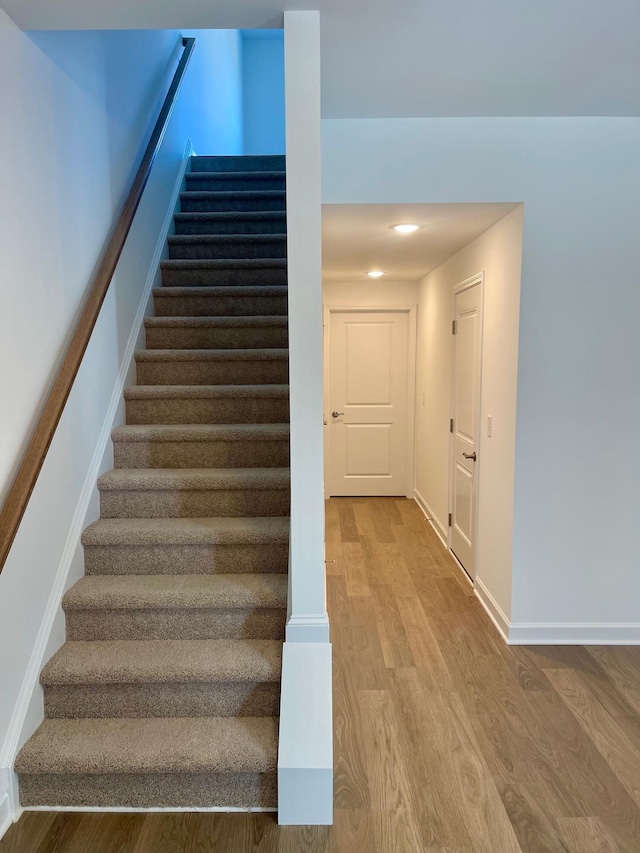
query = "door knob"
(331, 411, 344, 418)
(462, 452, 477, 461)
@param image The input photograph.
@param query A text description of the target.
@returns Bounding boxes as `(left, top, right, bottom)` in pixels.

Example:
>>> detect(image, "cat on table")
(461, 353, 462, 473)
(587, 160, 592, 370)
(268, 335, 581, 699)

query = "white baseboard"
(508, 623, 640, 645)
(474, 578, 510, 642)
(278, 643, 333, 825)
(285, 614, 330, 643)
(0, 773, 11, 843)
(413, 489, 448, 548)
(0, 144, 193, 816)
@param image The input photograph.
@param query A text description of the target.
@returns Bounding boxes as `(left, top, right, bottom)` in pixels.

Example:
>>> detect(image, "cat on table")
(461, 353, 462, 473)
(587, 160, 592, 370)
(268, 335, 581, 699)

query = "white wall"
(322, 117, 640, 641)
(323, 279, 418, 308)
(0, 19, 244, 817)
(242, 30, 285, 155)
(415, 208, 523, 623)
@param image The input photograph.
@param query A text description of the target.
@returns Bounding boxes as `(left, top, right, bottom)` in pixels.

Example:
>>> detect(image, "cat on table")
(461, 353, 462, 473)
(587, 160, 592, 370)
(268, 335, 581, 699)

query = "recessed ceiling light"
(392, 223, 422, 233)
(367, 270, 385, 278)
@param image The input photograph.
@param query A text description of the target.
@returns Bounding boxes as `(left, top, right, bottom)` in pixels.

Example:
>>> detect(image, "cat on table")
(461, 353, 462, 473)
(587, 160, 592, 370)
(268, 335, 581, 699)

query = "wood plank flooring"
(3, 497, 640, 852)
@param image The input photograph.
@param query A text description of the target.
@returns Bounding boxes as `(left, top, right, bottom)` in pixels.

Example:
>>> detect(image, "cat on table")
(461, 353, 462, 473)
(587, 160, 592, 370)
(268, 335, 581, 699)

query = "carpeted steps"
(82, 517, 289, 576)
(144, 316, 289, 349)
(16, 154, 289, 810)
(160, 259, 288, 287)
(152, 286, 288, 317)
(112, 424, 290, 468)
(135, 348, 289, 385)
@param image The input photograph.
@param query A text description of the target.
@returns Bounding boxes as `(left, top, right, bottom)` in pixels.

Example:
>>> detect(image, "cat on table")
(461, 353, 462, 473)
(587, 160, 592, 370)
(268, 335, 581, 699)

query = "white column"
(278, 12, 333, 827)
(283, 10, 328, 643)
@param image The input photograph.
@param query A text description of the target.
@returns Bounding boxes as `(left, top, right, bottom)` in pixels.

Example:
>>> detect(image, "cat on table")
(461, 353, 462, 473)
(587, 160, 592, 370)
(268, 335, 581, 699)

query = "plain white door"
(328, 311, 410, 496)
(450, 282, 483, 578)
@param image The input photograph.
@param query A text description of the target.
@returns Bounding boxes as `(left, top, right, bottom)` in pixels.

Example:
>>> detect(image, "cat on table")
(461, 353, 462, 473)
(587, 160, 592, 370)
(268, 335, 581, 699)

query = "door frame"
(448, 272, 485, 579)
(323, 305, 418, 499)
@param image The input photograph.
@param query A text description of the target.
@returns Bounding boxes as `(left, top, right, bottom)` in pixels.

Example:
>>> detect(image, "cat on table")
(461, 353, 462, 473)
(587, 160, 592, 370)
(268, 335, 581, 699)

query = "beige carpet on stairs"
(15, 154, 289, 810)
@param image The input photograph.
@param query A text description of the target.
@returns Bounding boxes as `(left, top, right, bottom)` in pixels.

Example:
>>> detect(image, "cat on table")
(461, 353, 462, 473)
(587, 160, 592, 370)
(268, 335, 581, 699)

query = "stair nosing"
(97, 467, 290, 492)
(167, 234, 287, 244)
(186, 171, 285, 179)
(111, 424, 290, 443)
(63, 573, 289, 611)
(124, 384, 289, 400)
(144, 316, 288, 327)
(41, 639, 283, 686)
(82, 516, 290, 547)
(134, 348, 289, 362)
(160, 259, 287, 269)
(15, 717, 279, 775)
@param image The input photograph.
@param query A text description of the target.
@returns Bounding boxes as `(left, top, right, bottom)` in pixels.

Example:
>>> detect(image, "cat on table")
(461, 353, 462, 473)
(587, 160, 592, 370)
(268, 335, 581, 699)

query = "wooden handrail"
(0, 36, 196, 574)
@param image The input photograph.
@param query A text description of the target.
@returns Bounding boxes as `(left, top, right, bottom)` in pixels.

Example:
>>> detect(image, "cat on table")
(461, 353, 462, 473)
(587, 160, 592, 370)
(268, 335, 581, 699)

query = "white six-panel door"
(450, 278, 483, 579)
(328, 311, 410, 496)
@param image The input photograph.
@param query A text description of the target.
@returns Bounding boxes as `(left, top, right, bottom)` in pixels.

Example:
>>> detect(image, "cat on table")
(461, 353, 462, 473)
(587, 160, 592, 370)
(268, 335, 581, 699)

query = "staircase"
(15, 155, 289, 810)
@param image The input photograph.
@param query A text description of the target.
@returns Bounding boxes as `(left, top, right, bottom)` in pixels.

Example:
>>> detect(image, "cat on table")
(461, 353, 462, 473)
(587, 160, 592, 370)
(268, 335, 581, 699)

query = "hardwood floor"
(3, 497, 640, 852)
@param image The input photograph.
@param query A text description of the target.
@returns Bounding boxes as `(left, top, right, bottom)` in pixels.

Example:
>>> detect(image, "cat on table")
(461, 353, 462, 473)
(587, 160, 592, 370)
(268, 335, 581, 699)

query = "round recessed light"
(367, 270, 385, 278)
(392, 223, 422, 233)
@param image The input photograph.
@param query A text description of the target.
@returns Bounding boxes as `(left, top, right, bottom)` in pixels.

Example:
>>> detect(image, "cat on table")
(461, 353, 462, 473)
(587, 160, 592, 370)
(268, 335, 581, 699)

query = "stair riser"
(84, 544, 289, 575)
(145, 325, 288, 349)
(153, 294, 288, 317)
(180, 194, 285, 213)
(18, 771, 277, 808)
(168, 239, 287, 261)
(161, 266, 287, 288)
(174, 217, 286, 236)
(126, 397, 290, 425)
(65, 608, 286, 641)
(114, 440, 289, 469)
(186, 176, 285, 192)
(100, 488, 291, 519)
(136, 360, 288, 386)
(45, 682, 280, 719)
(191, 155, 285, 172)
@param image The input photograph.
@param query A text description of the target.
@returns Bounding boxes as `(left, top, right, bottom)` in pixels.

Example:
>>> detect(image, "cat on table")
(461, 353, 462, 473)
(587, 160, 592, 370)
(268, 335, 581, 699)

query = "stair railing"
(0, 36, 196, 574)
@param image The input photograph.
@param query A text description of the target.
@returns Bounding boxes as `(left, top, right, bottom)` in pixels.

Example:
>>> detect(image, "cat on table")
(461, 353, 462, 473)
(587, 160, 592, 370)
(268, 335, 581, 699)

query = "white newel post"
(283, 11, 329, 644)
(278, 11, 333, 826)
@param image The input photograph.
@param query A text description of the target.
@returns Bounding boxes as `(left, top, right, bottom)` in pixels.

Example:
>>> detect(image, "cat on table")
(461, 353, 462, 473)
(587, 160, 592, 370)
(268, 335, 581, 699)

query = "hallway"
(2, 497, 640, 851)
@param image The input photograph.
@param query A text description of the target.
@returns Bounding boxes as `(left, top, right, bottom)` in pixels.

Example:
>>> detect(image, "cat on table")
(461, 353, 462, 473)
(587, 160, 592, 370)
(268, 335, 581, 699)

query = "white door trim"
(323, 305, 417, 498)
(448, 272, 485, 579)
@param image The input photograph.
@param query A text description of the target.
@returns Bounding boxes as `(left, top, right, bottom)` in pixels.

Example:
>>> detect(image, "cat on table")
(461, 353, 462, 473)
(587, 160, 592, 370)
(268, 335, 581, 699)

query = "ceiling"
(2, 0, 639, 118)
(321, 203, 519, 282)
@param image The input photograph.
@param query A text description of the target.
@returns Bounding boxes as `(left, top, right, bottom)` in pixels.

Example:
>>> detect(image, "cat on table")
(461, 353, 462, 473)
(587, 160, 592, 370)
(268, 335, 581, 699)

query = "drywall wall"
(323, 279, 418, 308)
(415, 207, 523, 622)
(0, 20, 244, 817)
(322, 117, 640, 639)
(242, 30, 285, 155)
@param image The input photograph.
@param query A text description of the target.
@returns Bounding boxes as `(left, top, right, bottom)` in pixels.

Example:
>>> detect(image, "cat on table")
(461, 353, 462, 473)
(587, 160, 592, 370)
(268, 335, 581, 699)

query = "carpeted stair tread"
(190, 155, 285, 172)
(180, 190, 285, 201)
(112, 424, 289, 443)
(154, 286, 287, 297)
(41, 639, 282, 685)
(145, 316, 288, 329)
(160, 258, 287, 271)
(82, 516, 290, 547)
(168, 235, 287, 261)
(15, 716, 278, 775)
(124, 384, 289, 401)
(168, 234, 287, 245)
(179, 190, 286, 215)
(174, 216, 287, 236)
(135, 348, 289, 363)
(186, 171, 285, 182)
(63, 573, 288, 611)
(98, 467, 290, 492)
